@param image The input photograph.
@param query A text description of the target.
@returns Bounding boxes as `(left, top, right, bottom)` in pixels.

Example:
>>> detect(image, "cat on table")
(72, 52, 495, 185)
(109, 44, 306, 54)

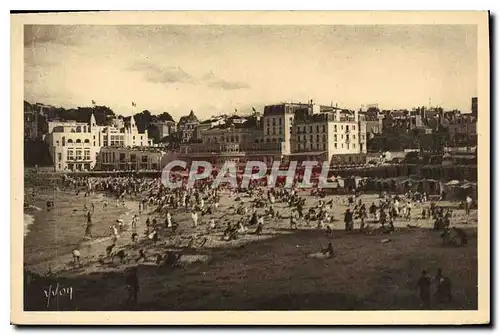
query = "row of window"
(295, 124, 356, 133)
(296, 142, 356, 151)
(101, 152, 150, 163)
(60, 149, 91, 161)
(295, 134, 357, 142)
(266, 116, 294, 126)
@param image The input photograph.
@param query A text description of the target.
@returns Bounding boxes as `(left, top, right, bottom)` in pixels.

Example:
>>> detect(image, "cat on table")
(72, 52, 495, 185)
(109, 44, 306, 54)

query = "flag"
(132, 102, 137, 107)
(252, 107, 256, 112)
(91, 100, 96, 106)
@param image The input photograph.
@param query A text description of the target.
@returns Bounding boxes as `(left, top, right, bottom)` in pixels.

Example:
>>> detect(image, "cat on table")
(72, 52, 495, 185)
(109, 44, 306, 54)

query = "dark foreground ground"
(24, 228, 477, 311)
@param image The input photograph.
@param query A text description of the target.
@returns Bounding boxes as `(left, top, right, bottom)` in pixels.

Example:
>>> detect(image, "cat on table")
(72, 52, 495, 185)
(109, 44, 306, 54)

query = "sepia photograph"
(11, 11, 490, 325)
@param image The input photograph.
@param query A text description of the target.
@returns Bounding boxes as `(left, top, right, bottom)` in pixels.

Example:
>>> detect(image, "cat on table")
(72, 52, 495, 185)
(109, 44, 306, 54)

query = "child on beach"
(191, 210, 198, 227)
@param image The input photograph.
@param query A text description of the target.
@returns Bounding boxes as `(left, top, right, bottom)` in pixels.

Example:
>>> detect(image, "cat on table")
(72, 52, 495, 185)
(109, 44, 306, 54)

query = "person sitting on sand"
(237, 221, 247, 234)
(113, 250, 127, 263)
(131, 232, 138, 245)
(136, 249, 147, 263)
(72, 249, 81, 265)
(106, 244, 116, 257)
(209, 218, 216, 230)
(249, 212, 258, 226)
(321, 242, 335, 258)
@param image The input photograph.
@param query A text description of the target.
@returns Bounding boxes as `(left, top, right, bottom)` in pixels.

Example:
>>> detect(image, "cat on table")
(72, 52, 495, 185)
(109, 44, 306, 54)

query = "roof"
(179, 110, 199, 124)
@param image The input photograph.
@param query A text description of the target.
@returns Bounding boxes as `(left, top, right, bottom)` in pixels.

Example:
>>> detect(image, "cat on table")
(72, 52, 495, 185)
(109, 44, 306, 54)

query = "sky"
(24, 25, 477, 120)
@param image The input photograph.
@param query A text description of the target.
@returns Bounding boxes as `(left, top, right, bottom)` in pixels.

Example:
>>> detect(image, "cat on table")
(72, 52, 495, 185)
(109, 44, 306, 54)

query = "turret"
(90, 113, 97, 130)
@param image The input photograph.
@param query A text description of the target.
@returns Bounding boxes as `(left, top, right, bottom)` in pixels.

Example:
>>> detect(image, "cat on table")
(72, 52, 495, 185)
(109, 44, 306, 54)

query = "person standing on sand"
(165, 210, 172, 228)
(131, 215, 138, 229)
(126, 267, 139, 308)
(465, 195, 473, 217)
(84, 211, 93, 238)
(191, 210, 198, 227)
(417, 269, 431, 309)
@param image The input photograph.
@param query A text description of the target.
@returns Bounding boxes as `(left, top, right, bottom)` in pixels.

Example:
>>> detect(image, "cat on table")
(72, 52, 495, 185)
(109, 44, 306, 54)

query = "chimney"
(354, 110, 359, 123)
(336, 109, 341, 122)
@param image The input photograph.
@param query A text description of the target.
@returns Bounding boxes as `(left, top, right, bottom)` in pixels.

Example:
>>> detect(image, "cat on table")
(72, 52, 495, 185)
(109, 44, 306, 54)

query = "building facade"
(290, 109, 367, 165)
(150, 120, 177, 141)
(178, 110, 200, 143)
(44, 116, 101, 172)
(96, 147, 166, 171)
(24, 101, 39, 140)
(45, 114, 150, 171)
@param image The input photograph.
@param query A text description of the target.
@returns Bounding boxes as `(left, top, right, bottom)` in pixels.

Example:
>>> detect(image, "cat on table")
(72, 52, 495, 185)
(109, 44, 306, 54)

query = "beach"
(23, 178, 478, 311)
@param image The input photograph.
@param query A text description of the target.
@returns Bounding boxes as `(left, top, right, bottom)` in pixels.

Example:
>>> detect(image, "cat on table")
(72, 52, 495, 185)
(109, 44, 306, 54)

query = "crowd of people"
(41, 172, 475, 309)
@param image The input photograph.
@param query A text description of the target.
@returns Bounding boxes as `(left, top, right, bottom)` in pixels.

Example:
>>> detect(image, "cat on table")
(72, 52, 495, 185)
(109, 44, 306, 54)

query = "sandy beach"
(23, 178, 478, 311)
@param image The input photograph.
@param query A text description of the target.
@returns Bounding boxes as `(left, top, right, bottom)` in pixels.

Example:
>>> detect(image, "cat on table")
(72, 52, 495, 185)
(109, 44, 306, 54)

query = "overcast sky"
(24, 25, 477, 120)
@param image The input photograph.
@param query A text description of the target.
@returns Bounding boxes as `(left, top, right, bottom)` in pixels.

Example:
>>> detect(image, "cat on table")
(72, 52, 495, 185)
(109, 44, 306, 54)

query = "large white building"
(290, 109, 367, 165)
(45, 114, 150, 171)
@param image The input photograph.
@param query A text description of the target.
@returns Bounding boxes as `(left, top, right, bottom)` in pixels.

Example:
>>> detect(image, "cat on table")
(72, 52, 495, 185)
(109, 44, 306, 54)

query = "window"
(323, 134, 326, 143)
(334, 134, 337, 141)
(57, 153, 61, 162)
(334, 143, 337, 149)
(316, 125, 319, 133)
(353, 125, 356, 131)
(130, 154, 136, 162)
(119, 153, 126, 162)
(347, 143, 350, 150)
(334, 125, 337, 132)
(353, 134, 356, 140)
(309, 135, 313, 143)
(341, 134, 344, 139)
(76, 139, 81, 143)
(316, 134, 319, 142)
(279, 118, 282, 125)
(341, 144, 344, 148)
(309, 126, 312, 133)
(289, 117, 293, 123)
(84, 139, 90, 143)
(272, 118, 276, 125)
(266, 119, 270, 126)
(67, 149, 74, 160)
(76, 149, 82, 160)
(278, 128, 282, 134)
(289, 126, 292, 134)
(341, 125, 344, 130)
(142, 155, 148, 163)
(272, 127, 276, 135)
(353, 143, 356, 149)
(346, 125, 349, 131)
(322, 125, 326, 132)
(84, 150, 90, 161)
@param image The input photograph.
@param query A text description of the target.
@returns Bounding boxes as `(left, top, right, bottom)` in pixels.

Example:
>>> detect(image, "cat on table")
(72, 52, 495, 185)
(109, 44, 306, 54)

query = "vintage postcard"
(11, 11, 490, 325)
